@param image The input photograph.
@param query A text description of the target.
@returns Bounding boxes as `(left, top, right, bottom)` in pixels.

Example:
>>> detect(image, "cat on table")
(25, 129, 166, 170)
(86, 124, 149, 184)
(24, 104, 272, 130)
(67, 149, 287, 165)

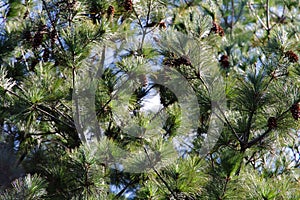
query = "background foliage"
(0, 0, 299, 199)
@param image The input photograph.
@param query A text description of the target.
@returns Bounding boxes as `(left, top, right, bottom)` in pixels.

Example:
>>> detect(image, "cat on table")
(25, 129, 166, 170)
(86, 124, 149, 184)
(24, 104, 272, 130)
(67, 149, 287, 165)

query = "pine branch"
(266, 0, 270, 32)
(143, 146, 179, 200)
(213, 103, 243, 144)
(6, 88, 74, 131)
(247, 107, 291, 148)
(0, 2, 9, 8)
(115, 176, 139, 198)
(269, 5, 286, 29)
(146, 0, 152, 27)
(132, 6, 146, 50)
(248, 2, 268, 31)
(231, 0, 234, 29)
(244, 151, 256, 166)
(219, 176, 230, 200)
(209, 153, 215, 169)
(52, 106, 74, 126)
(244, 109, 255, 143)
(234, 1, 247, 25)
(41, 0, 65, 52)
(72, 66, 86, 143)
(36, 105, 75, 129)
(246, 128, 272, 149)
(194, 70, 210, 94)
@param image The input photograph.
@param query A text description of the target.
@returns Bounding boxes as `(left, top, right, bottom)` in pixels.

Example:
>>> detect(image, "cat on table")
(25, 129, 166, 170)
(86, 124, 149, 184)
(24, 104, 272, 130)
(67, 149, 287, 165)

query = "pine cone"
(43, 48, 50, 61)
(158, 21, 166, 29)
(38, 24, 48, 34)
(211, 22, 225, 37)
(175, 55, 192, 67)
(33, 24, 47, 48)
(218, 26, 225, 37)
(33, 32, 43, 48)
(267, 117, 277, 129)
(290, 102, 300, 120)
(285, 50, 298, 63)
(107, 5, 115, 18)
(30, 59, 39, 71)
(23, 30, 32, 41)
(124, 0, 133, 12)
(163, 57, 175, 66)
(49, 29, 57, 41)
(219, 55, 230, 69)
(163, 55, 191, 67)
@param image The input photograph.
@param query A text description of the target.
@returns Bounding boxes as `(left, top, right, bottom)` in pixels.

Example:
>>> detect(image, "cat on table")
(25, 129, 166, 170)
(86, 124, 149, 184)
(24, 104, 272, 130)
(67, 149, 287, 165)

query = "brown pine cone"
(38, 24, 47, 34)
(163, 57, 175, 66)
(211, 22, 225, 37)
(49, 29, 57, 41)
(290, 102, 300, 120)
(267, 117, 277, 129)
(219, 55, 230, 69)
(43, 48, 50, 62)
(33, 32, 43, 48)
(124, 0, 133, 12)
(30, 59, 39, 71)
(285, 50, 298, 63)
(32, 24, 48, 48)
(163, 55, 192, 67)
(107, 5, 115, 18)
(158, 21, 167, 29)
(23, 30, 32, 41)
(175, 55, 192, 67)
(218, 26, 225, 37)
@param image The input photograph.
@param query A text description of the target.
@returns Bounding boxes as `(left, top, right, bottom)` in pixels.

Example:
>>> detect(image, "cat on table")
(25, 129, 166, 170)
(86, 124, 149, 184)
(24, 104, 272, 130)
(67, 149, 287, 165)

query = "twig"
(143, 146, 179, 200)
(72, 66, 86, 143)
(248, 2, 268, 31)
(247, 107, 291, 148)
(244, 109, 255, 143)
(194, 69, 210, 95)
(35, 105, 75, 129)
(234, 1, 247, 26)
(132, 6, 146, 50)
(219, 176, 230, 200)
(266, 0, 270, 30)
(246, 128, 271, 148)
(115, 177, 138, 198)
(213, 103, 243, 144)
(42, 0, 65, 52)
(209, 153, 215, 169)
(5, 87, 76, 134)
(231, 0, 234, 29)
(266, 0, 271, 37)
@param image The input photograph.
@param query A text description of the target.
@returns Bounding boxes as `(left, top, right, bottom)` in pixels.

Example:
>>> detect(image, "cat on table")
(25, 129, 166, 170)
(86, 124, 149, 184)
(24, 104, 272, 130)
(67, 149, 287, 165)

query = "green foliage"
(226, 167, 300, 200)
(0, 174, 47, 200)
(0, 0, 299, 199)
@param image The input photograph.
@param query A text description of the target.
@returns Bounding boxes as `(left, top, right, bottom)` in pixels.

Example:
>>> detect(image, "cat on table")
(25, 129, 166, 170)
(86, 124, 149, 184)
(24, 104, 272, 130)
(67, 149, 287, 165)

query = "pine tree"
(0, 0, 299, 199)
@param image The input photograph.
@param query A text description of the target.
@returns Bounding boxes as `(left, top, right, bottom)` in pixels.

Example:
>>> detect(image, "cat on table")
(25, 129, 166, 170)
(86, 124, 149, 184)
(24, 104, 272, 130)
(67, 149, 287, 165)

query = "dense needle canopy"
(0, 0, 299, 199)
